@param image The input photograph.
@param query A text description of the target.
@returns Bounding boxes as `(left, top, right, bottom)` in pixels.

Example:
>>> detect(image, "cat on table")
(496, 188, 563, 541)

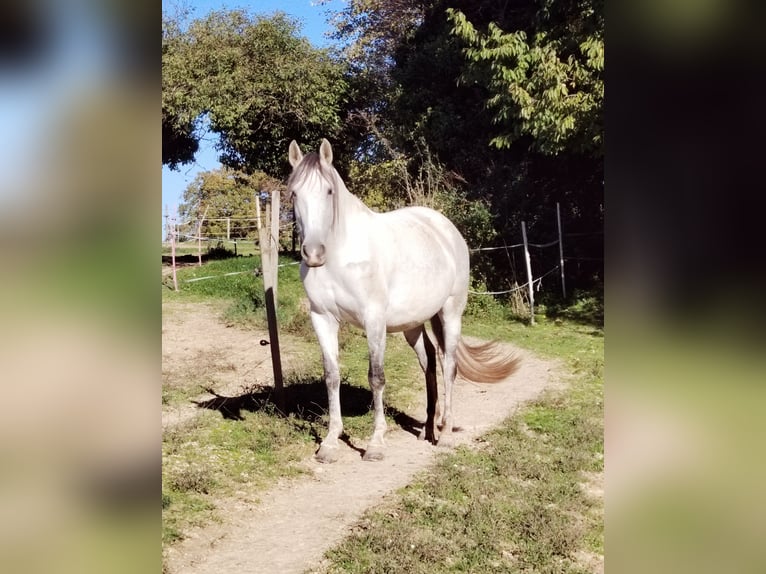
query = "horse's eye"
(327, 188, 333, 196)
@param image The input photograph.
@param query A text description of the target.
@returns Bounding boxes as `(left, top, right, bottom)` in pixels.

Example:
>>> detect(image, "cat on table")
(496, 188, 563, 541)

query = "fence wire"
(468, 265, 560, 295)
(165, 219, 597, 295)
(166, 230, 565, 291)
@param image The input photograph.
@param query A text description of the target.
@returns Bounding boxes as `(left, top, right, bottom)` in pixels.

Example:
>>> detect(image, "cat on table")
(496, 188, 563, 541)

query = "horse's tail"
(431, 316, 521, 383)
(456, 338, 521, 383)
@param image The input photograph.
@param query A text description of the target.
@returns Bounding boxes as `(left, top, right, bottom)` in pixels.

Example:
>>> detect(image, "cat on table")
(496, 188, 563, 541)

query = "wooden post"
(163, 205, 169, 257)
(196, 213, 203, 265)
(170, 215, 178, 292)
(256, 193, 263, 260)
(259, 203, 273, 296)
(270, 189, 280, 304)
(556, 202, 567, 299)
(197, 206, 209, 266)
(226, 217, 231, 241)
(257, 193, 284, 411)
(521, 221, 535, 325)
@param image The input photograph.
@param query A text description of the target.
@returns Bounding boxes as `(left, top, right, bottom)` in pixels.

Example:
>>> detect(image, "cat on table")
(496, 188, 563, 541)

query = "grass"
(162, 254, 424, 546)
(162, 254, 264, 301)
(162, 239, 263, 258)
(161, 350, 422, 546)
(316, 298, 604, 574)
(162, 250, 603, 572)
(162, 405, 318, 545)
(162, 252, 314, 333)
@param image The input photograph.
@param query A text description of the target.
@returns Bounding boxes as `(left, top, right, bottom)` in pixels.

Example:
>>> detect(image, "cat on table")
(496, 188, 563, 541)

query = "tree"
(447, 4, 603, 156)
(331, 0, 604, 288)
(178, 167, 282, 239)
(162, 9, 349, 178)
(162, 9, 199, 169)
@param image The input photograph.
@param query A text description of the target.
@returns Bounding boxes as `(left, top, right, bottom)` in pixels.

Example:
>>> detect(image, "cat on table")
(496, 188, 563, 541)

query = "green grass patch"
(161, 349, 422, 547)
(161, 383, 201, 408)
(162, 407, 318, 545)
(163, 255, 264, 301)
(162, 252, 426, 546)
(162, 239, 262, 259)
(163, 254, 312, 335)
(162, 250, 603, 571)
(319, 303, 604, 574)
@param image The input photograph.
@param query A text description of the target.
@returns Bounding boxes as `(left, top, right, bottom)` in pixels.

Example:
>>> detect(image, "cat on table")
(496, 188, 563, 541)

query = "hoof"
(315, 444, 339, 464)
(362, 447, 385, 462)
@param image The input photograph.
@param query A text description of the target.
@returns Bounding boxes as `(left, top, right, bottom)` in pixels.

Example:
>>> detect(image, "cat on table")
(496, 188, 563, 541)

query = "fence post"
(226, 217, 230, 241)
(170, 215, 178, 292)
(257, 193, 284, 412)
(521, 221, 535, 325)
(556, 202, 567, 299)
(270, 189, 280, 304)
(196, 206, 208, 267)
(197, 219, 202, 267)
(256, 194, 263, 254)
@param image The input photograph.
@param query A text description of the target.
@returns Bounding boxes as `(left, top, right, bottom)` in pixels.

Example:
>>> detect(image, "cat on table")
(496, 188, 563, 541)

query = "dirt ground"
(162, 300, 566, 574)
(163, 301, 273, 429)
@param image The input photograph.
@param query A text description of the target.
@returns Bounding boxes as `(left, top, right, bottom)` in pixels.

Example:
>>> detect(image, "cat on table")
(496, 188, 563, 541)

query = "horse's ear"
(319, 138, 333, 165)
(288, 140, 303, 168)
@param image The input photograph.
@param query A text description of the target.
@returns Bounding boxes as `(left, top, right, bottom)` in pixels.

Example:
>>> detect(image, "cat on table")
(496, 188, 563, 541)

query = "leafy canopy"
(329, 0, 603, 286)
(178, 167, 281, 239)
(447, 5, 603, 156)
(162, 9, 348, 177)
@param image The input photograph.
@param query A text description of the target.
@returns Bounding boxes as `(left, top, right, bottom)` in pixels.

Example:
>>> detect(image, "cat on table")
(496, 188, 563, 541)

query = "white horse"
(288, 139, 519, 463)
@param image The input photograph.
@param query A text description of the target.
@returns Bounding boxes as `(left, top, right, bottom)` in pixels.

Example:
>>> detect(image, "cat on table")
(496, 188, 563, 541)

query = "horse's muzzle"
(301, 243, 326, 267)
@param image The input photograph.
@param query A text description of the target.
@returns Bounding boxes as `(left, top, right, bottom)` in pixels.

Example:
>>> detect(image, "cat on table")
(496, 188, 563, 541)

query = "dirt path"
(163, 302, 564, 574)
(162, 301, 310, 430)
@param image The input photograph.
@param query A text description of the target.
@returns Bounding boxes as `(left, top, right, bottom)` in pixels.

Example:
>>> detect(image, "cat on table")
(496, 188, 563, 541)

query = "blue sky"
(162, 0, 344, 233)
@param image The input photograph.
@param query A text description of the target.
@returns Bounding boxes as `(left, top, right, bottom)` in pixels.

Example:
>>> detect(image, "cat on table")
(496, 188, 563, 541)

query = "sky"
(161, 0, 344, 234)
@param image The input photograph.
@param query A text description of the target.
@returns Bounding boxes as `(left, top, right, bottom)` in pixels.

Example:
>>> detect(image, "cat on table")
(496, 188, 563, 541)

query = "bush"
(206, 241, 237, 260)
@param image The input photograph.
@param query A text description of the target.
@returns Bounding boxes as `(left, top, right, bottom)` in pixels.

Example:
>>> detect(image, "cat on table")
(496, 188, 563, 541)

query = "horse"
(287, 138, 520, 463)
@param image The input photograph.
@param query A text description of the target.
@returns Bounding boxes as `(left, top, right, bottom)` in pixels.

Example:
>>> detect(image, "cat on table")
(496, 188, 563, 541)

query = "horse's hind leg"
(311, 312, 342, 463)
(404, 325, 439, 444)
(363, 318, 388, 461)
(432, 303, 463, 448)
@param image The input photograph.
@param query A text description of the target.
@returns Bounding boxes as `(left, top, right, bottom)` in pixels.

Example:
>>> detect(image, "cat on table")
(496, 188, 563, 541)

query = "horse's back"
(373, 206, 469, 329)
(379, 206, 468, 262)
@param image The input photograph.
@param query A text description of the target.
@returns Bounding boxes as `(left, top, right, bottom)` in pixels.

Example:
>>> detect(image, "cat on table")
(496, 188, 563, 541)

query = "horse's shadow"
(192, 377, 424, 445)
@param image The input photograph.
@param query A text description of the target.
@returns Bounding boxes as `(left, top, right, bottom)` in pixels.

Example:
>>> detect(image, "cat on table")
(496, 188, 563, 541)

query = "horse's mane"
(288, 152, 358, 237)
(287, 152, 324, 190)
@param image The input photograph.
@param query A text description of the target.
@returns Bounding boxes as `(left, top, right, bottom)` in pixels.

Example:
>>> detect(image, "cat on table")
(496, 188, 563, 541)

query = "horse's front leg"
(311, 311, 342, 464)
(363, 319, 387, 461)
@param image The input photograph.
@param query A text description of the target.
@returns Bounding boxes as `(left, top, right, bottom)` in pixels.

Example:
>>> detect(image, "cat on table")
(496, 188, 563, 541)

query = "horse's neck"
(332, 183, 374, 247)
(341, 185, 372, 216)
(339, 183, 373, 221)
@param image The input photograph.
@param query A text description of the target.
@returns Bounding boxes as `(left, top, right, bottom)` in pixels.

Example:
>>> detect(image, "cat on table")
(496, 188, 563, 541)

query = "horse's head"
(287, 138, 338, 268)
